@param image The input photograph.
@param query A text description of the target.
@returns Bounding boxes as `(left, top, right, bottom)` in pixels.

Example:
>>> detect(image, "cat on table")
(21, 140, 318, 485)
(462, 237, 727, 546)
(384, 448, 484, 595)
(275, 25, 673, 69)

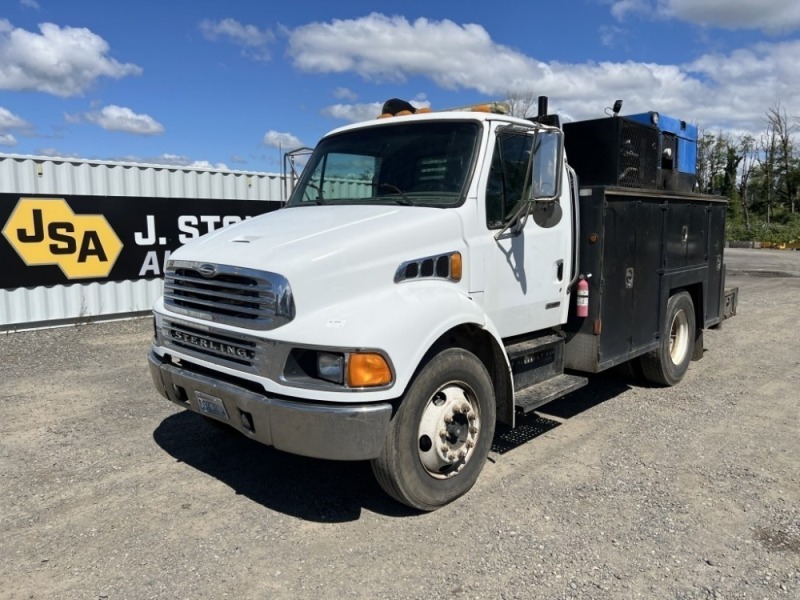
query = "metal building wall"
(0, 154, 283, 199)
(1, 154, 283, 331)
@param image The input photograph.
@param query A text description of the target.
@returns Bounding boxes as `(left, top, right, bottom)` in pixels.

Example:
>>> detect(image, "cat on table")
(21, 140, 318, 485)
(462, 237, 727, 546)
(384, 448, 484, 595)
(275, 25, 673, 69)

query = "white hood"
(169, 204, 467, 316)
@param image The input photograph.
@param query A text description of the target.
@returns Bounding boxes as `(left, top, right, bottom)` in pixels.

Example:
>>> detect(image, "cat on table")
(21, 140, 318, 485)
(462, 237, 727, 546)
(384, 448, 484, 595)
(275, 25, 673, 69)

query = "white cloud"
(666, 0, 800, 32)
(107, 153, 228, 169)
(262, 130, 303, 149)
(32, 147, 81, 159)
(186, 159, 229, 170)
(0, 106, 28, 129)
(333, 86, 358, 101)
(0, 20, 142, 97)
(0, 132, 17, 146)
(85, 105, 164, 135)
(322, 102, 384, 123)
(288, 14, 545, 94)
(322, 97, 431, 123)
(610, 0, 800, 32)
(599, 24, 626, 47)
(285, 13, 799, 135)
(610, 0, 649, 20)
(20, 0, 40, 9)
(200, 18, 274, 61)
(683, 40, 800, 126)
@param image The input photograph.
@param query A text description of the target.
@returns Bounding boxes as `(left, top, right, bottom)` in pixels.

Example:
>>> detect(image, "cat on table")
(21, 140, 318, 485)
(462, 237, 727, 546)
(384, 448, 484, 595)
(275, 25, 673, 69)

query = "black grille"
(617, 120, 659, 188)
(564, 117, 659, 189)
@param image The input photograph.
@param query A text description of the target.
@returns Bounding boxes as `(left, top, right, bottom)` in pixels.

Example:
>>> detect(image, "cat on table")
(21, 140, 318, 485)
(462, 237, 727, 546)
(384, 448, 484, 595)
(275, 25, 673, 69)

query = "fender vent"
(396, 253, 456, 282)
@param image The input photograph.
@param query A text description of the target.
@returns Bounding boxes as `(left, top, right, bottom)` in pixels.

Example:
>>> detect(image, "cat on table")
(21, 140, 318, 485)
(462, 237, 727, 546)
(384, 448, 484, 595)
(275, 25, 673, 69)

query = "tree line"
(697, 104, 799, 243)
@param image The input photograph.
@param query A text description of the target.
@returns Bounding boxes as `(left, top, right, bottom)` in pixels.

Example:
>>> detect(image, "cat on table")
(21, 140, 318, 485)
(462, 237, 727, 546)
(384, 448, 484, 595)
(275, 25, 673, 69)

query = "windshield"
(287, 121, 480, 208)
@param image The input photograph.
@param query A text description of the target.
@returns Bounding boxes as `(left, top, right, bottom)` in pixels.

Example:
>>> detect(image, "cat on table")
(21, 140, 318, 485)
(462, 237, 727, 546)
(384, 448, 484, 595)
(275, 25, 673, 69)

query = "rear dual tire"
(640, 291, 696, 386)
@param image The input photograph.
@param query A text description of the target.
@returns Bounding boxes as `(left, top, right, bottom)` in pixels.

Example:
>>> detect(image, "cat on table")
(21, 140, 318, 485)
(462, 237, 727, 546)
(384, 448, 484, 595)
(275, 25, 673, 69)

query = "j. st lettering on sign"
(134, 214, 250, 246)
(133, 213, 253, 277)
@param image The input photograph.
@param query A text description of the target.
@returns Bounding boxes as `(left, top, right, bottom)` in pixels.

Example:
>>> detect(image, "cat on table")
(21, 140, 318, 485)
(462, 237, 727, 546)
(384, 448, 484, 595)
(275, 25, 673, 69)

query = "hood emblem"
(197, 264, 217, 278)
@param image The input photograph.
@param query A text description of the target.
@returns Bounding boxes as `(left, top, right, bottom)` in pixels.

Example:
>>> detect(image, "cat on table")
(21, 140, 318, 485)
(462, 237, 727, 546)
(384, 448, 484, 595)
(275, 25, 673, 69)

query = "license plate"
(195, 391, 229, 421)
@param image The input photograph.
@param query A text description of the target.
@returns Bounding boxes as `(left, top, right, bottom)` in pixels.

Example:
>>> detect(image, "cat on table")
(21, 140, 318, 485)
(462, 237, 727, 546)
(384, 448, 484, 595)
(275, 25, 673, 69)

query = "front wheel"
(370, 348, 496, 511)
(639, 291, 696, 386)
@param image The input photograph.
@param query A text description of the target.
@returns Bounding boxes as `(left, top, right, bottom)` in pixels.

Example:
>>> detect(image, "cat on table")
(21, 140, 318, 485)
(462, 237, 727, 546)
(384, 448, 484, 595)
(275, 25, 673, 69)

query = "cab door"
(477, 126, 572, 338)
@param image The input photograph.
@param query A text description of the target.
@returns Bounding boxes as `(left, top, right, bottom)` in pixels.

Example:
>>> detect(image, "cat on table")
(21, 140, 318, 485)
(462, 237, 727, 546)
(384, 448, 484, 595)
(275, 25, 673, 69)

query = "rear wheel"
(370, 348, 496, 511)
(640, 291, 696, 386)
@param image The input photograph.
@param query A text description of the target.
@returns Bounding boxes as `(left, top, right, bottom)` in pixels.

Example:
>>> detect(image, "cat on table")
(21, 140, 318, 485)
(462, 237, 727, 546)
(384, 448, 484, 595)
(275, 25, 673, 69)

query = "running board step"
(514, 374, 588, 414)
(506, 334, 564, 390)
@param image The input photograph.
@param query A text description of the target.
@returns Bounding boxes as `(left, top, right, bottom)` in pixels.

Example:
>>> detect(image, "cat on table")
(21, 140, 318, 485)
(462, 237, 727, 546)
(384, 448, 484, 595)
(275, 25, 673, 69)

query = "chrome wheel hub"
(417, 384, 480, 479)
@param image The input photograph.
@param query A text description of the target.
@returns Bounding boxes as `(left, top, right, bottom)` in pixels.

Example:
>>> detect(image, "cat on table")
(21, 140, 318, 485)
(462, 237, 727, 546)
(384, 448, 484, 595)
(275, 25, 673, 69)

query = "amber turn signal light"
(347, 353, 392, 387)
(450, 252, 462, 281)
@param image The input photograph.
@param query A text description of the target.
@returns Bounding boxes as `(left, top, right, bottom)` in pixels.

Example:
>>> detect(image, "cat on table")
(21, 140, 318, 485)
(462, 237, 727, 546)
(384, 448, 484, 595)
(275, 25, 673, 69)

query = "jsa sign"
(0, 194, 277, 290)
(3, 197, 123, 279)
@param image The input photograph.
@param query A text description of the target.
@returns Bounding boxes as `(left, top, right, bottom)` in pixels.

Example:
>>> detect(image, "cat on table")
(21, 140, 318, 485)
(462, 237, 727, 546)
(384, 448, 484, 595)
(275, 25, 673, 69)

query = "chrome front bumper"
(148, 350, 392, 461)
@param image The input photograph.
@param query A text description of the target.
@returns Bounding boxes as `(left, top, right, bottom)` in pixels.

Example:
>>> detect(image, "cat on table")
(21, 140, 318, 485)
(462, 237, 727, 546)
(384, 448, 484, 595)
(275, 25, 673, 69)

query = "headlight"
(285, 348, 394, 388)
(317, 352, 344, 384)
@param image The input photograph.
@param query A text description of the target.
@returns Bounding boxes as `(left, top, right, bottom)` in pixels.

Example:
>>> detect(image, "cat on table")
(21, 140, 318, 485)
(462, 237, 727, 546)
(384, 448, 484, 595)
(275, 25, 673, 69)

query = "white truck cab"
(149, 101, 734, 510)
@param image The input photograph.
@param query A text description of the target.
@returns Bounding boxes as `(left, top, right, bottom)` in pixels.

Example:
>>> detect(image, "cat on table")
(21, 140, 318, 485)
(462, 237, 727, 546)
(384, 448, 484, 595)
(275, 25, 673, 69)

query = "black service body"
(562, 186, 731, 373)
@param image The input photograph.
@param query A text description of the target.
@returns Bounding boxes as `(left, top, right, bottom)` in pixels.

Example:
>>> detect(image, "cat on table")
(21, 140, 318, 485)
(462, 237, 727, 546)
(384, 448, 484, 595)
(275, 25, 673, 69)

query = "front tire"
(371, 348, 496, 511)
(640, 291, 696, 386)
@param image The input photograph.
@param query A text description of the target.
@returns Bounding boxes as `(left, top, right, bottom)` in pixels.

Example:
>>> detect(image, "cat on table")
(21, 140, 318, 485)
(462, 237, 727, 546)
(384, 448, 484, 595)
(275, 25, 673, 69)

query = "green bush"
(726, 214, 800, 243)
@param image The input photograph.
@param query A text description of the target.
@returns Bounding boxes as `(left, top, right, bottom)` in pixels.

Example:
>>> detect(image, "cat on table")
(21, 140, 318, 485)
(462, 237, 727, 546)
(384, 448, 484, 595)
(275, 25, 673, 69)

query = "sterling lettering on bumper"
(169, 330, 254, 360)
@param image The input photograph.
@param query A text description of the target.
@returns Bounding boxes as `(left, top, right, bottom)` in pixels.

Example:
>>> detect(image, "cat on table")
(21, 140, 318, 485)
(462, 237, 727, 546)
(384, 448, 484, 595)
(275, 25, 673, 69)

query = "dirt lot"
(1, 249, 798, 600)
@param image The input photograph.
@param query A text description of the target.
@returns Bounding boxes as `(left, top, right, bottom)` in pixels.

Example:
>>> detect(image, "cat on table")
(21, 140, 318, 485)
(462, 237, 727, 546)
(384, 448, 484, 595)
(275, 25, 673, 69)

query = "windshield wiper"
(304, 182, 325, 204)
(375, 183, 414, 206)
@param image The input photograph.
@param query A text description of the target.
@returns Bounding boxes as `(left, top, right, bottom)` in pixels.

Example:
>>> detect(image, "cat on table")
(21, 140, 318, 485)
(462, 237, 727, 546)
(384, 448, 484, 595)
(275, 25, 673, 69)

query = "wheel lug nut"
(458, 450, 466, 459)
(469, 426, 478, 434)
(461, 403, 470, 413)
(440, 445, 449, 454)
(444, 415, 453, 424)
(466, 440, 475, 448)
(447, 452, 457, 461)
(468, 413, 476, 421)
(439, 429, 447, 439)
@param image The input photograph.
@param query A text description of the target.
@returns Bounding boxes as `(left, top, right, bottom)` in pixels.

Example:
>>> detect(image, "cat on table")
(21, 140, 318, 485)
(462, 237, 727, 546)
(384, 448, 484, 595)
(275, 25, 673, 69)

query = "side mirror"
(530, 129, 563, 201)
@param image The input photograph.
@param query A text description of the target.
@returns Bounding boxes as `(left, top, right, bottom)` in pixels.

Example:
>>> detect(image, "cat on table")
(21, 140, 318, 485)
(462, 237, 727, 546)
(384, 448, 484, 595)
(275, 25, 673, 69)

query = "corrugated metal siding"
(1, 280, 163, 331)
(0, 154, 284, 331)
(0, 154, 283, 199)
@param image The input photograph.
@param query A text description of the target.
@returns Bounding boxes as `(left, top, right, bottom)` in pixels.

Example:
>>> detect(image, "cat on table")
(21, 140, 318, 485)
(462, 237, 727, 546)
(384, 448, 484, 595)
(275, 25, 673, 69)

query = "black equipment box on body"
(563, 186, 729, 373)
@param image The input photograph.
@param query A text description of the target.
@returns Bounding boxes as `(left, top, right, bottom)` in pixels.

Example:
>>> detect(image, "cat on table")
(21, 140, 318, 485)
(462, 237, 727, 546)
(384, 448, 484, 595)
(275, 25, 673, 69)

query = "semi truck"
(148, 97, 738, 510)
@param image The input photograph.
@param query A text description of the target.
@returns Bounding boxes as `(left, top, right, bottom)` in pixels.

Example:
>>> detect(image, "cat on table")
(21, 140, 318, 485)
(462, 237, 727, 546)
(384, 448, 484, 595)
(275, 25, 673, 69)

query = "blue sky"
(1, 0, 798, 172)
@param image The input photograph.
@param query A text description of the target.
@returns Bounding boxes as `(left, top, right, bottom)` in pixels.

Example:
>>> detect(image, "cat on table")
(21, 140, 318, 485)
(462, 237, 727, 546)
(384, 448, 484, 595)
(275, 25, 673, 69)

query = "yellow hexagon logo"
(2, 197, 123, 279)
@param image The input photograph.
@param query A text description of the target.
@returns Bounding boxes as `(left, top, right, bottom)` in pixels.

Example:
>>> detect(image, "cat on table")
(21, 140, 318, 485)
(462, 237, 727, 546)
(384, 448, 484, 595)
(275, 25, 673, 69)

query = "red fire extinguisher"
(576, 274, 590, 318)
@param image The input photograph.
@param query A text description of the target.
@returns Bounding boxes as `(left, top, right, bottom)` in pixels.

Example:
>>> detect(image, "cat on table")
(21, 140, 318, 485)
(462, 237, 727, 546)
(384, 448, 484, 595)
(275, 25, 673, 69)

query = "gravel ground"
(1, 251, 798, 600)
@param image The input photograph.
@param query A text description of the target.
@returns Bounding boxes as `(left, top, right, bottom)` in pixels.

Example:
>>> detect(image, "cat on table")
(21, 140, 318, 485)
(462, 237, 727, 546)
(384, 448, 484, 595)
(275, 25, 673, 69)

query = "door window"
(486, 133, 533, 229)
